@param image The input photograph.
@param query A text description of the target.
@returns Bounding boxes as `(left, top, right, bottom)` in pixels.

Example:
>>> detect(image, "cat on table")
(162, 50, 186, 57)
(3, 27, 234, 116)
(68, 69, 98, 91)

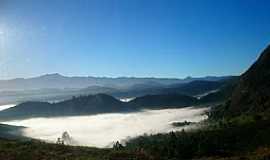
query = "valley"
(1, 1, 269, 159)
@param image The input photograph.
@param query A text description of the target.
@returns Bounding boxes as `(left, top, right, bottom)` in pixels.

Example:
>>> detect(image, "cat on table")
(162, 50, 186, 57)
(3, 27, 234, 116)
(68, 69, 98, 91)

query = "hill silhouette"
(0, 93, 205, 120)
(0, 74, 230, 92)
(211, 45, 270, 118)
(129, 94, 198, 109)
(0, 94, 127, 120)
(228, 45, 270, 115)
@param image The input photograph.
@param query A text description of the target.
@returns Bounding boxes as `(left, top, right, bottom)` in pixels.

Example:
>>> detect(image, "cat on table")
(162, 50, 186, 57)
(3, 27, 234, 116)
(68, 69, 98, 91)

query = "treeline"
(123, 114, 270, 160)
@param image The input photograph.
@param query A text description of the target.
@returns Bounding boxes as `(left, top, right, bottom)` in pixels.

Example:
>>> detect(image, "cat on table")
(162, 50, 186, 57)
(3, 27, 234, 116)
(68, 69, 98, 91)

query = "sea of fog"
(1, 106, 209, 148)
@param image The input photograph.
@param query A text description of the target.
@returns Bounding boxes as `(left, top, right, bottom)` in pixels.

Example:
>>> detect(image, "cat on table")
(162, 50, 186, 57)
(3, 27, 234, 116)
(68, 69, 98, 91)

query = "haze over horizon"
(0, 72, 234, 81)
(1, 0, 270, 79)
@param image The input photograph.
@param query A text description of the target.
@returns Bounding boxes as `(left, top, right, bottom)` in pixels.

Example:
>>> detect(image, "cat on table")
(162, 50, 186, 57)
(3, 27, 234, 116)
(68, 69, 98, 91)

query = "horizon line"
(0, 73, 239, 81)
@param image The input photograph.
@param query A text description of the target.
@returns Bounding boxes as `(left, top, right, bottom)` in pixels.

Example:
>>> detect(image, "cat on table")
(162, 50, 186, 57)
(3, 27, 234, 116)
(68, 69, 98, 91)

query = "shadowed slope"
(227, 45, 270, 116)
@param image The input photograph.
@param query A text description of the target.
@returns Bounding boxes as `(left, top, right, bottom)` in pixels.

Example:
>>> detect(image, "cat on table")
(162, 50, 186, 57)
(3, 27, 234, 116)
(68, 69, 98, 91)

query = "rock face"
(228, 45, 270, 116)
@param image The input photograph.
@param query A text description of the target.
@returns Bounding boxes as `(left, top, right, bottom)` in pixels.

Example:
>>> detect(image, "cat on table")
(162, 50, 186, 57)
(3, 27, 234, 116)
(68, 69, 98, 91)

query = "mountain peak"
(184, 76, 193, 79)
(39, 73, 65, 78)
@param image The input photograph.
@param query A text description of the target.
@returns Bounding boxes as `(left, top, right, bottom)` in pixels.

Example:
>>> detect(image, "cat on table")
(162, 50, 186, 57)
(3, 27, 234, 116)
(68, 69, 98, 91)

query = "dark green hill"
(128, 94, 198, 109)
(0, 124, 25, 139)
(228, 45, 270, 115)
(0, 93, 201, 120)
(113, 79, 234, 98)
(167, 80, 224, 96)
(211, 45, 270, 118)
(0, 94, 127, 120)
(199, 79, 238, 104)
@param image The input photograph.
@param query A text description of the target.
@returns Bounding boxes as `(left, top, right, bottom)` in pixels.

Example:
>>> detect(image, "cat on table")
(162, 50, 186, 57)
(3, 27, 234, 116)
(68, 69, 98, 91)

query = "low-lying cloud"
(2, 107, 209, 148)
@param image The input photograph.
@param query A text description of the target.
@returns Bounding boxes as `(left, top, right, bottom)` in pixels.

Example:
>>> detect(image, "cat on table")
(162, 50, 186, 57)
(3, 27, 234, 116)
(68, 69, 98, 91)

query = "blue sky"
(0, 0, 270, 79)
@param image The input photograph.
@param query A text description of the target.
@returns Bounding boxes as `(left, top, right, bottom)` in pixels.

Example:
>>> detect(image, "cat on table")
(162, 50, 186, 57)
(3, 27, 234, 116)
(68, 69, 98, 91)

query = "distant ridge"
(0, 92, 218, 120)
(0, 74, 232, 91)
(0, 94, 127, 120)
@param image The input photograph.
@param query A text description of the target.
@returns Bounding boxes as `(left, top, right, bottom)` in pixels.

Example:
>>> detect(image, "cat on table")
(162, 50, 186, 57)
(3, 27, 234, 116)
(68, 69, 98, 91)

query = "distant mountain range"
(0, 78, 236, 120)
(112, 78, 237, 97)
(0, 73, 237, 120)
(0, 76, 236, 105)
(0, 74, 231, 91)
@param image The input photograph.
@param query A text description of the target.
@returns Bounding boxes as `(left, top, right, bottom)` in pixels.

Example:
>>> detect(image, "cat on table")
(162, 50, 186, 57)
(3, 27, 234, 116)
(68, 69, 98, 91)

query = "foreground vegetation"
(0, 138, 154, 160)
(125, 113, 270, 160)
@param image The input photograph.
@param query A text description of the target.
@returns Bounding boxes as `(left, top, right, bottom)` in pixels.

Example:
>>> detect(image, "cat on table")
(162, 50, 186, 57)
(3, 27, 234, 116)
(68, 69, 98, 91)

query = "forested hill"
(212, 45, 270, 118)
(0, 93, 202, 120)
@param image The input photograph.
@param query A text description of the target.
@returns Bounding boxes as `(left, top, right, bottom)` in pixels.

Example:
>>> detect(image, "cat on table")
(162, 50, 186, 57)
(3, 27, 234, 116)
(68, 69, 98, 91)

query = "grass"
(0, 138, 153, 160)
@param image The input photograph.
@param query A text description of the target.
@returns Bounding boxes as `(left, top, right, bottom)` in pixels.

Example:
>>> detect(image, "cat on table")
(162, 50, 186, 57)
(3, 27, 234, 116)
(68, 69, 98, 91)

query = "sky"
(0, 0, 270, 79)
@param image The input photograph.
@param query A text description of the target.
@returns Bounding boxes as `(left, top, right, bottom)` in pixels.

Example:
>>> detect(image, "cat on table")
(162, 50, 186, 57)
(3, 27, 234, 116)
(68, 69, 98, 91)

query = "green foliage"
(171, 121, 194, 127)
(125, 116, 270, 160)
(0, 139, 152, 160)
